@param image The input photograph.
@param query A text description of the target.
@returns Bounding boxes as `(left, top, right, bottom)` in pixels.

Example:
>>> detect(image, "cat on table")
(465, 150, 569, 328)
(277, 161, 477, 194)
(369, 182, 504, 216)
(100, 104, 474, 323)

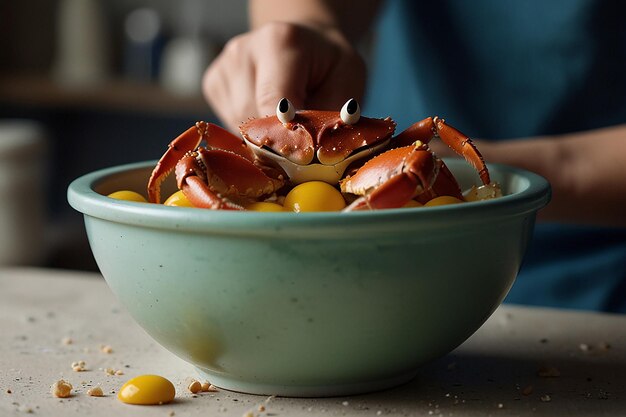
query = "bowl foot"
(194, 368, 418, 397)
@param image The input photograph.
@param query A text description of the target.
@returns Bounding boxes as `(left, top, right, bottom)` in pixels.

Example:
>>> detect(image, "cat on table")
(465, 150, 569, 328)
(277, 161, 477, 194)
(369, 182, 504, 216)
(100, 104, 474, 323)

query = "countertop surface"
(1, 268, 625, 416)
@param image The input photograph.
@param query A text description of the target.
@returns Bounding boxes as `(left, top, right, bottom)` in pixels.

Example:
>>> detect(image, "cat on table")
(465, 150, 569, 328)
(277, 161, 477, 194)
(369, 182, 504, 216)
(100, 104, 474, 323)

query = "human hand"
(202, 22, 367, 132)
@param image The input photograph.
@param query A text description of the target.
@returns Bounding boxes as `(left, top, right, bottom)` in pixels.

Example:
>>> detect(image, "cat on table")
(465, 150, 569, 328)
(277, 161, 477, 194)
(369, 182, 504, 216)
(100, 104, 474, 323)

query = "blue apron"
(365, 0, 626, 312)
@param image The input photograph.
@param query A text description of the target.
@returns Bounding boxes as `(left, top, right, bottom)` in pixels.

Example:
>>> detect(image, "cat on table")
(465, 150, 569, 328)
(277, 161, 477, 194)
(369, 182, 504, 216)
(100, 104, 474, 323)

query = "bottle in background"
(53, 0, 109, 87)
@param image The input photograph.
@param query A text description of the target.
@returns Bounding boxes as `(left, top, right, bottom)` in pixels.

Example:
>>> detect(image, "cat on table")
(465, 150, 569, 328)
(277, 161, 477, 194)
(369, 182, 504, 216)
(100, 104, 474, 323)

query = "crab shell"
(239, 111, 397, 184)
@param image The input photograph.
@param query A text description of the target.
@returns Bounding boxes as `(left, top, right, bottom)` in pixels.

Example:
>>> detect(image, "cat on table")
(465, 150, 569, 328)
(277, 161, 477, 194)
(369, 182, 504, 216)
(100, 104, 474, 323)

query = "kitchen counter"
(1, 268, 624, 416)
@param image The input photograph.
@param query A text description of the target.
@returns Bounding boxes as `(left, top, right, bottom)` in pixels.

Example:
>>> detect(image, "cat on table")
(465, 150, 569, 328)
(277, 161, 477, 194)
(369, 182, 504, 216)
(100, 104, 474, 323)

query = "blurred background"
(0, 0, 247, 270)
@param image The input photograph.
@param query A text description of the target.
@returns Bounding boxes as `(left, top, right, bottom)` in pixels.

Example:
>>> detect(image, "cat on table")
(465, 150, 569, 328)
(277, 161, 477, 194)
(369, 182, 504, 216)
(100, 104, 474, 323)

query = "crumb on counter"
(102, 367, 124, 376)
(187, 380, 202, 394)
(242, 395, 274, 415)
(62, 337, 73, 345)
(201, 381, 218, 392)
(87, 386, 104, 397)
(100, 345, 113, 354)
(51, 380, 73, 398)
(71, 361, 86, 372)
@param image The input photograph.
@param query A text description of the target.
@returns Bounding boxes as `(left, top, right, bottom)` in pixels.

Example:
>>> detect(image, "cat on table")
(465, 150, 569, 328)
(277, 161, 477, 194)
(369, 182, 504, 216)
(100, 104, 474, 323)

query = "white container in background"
(0, 121, 47, 266)
(53, 0, 109, 87)
(159, 0, 218, 96)
(159, 37, 217, 96)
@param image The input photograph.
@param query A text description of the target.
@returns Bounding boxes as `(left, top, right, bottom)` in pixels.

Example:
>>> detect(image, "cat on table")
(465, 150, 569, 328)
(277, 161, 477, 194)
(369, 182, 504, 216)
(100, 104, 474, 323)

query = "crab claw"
(175, 154, 245, 210)
(148, 124, 203, 204)
(341, 144, 443, 210)
(147, 121, 254, 204)
(175, 148, 285, 210)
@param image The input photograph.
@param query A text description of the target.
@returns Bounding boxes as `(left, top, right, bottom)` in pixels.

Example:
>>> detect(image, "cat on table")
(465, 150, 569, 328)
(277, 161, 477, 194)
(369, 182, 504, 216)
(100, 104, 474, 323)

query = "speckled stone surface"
(1, 267, 624, 416)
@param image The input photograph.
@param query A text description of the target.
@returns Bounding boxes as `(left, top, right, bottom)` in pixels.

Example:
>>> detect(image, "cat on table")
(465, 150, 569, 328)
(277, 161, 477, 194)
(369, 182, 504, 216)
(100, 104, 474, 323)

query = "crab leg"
(417, 163, 465, 203)
(175, 148, 284, 210)
(393, 117, 490, 185)
(196, 121, 255, 161)
(148, 121, 254, 203)
(176, 156, 244, 210)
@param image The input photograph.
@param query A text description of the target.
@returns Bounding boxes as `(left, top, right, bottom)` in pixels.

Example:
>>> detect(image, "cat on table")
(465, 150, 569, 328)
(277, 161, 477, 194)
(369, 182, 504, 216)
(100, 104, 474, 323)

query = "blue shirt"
(365, 0, 626, 312)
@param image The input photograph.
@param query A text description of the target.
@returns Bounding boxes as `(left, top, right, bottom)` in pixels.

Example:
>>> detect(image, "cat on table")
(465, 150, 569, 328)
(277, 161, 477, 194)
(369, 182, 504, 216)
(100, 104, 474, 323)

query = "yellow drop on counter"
(118, 375, 175, 405)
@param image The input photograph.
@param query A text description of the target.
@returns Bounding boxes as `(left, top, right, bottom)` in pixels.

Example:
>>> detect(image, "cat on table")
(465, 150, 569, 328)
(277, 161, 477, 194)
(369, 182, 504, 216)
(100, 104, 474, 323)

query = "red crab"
(147, 98, 494, 211)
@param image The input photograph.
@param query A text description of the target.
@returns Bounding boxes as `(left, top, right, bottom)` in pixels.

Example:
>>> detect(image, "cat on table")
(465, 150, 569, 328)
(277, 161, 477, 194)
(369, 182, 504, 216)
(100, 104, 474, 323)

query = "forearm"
(249, 0, 381, 42)
(479, 125, 626, 227)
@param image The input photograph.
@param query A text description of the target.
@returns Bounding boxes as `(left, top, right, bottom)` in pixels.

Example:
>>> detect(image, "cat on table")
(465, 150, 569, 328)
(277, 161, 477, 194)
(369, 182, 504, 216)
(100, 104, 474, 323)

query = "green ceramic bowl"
(68, 159, 549, 397)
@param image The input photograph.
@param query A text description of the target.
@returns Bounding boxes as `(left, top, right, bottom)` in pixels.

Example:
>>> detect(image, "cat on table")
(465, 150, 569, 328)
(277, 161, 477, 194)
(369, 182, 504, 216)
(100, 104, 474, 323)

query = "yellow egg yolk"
(403, 200, 423, 208)
(283, 181, 346, 212)
(107, 190, 148, 203)
(246, 201, 284, 212)
(164, 190, 194, 207)
(424, 196, 464, 207)
(117, 375, 175, 405)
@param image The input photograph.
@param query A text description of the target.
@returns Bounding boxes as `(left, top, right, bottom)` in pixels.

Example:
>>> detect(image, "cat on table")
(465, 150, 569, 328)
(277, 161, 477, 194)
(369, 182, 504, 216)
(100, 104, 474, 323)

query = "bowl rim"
(67, 160, 551, 236)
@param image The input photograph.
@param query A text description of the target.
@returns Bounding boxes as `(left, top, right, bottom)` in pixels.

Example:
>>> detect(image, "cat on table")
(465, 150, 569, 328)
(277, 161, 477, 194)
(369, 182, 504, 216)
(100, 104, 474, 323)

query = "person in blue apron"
(203, 0, 626, 312)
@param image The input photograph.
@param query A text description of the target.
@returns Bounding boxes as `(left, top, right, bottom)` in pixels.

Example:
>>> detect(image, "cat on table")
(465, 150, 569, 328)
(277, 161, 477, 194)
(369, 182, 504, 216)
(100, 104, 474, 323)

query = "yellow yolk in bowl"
(424, 196, 464, 207)
(404, 200, 423, 208)
(164, 190, 194, 207)
(107, 190, 148, 203)
(246, 201, 284, 212)
(117, 375, 175, 405)
(283, 181, 346, 212)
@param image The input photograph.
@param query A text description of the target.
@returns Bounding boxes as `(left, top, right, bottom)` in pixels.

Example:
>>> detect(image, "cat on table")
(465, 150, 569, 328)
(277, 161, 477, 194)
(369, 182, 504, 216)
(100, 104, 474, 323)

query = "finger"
(203, 37, 257, 132)
(253, 47, 309, 118)
(251, 24, 319, 117)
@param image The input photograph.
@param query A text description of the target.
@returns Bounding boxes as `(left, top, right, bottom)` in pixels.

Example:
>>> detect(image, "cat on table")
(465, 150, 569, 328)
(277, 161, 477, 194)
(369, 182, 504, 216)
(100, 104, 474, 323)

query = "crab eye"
(276, 98, 296, 124)
(340, 98, 360, 125)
